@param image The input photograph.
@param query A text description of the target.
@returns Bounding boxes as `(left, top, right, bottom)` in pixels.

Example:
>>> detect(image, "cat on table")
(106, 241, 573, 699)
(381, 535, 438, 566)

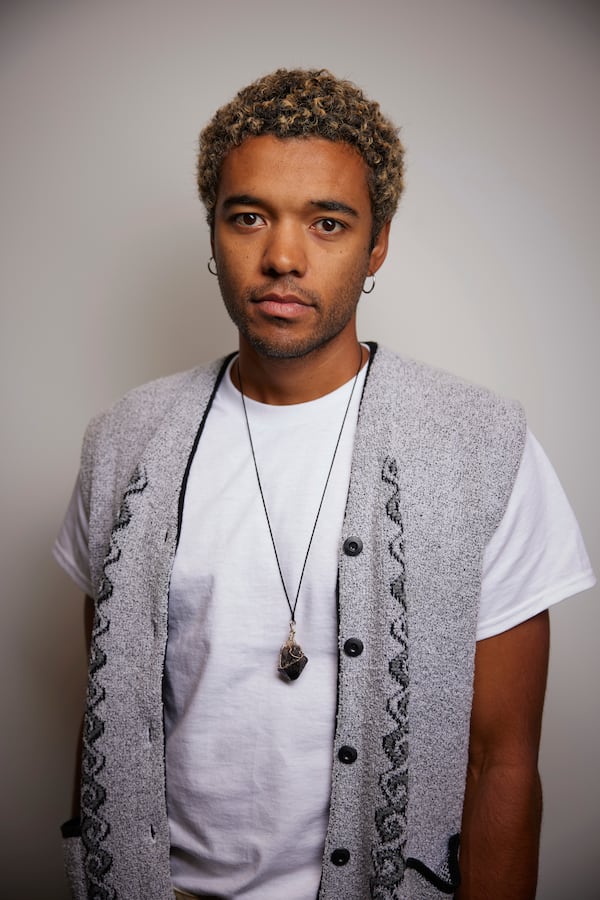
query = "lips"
(253, 292, 314, 319)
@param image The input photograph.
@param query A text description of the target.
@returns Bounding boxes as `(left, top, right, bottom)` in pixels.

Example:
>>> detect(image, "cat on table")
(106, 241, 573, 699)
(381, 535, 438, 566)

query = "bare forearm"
(457, 762, 542, 900)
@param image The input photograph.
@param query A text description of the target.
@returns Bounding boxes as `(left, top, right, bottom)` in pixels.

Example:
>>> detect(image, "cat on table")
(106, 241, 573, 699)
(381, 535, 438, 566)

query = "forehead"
(216, 135, 372, 213)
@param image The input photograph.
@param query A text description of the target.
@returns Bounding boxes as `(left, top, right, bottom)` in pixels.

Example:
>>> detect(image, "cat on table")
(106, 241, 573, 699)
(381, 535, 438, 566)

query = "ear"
(368, 221, 391, 275)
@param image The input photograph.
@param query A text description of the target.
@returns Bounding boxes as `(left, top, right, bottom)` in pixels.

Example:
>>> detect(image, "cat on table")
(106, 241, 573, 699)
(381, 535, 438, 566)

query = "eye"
(314, 218, 345, 235)
(233, 212, 265, 228)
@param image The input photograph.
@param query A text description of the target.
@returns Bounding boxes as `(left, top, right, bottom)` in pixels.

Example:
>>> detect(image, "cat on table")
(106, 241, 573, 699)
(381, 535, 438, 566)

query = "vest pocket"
(405, 832, 461, 895)
(60, 818, 87, 900)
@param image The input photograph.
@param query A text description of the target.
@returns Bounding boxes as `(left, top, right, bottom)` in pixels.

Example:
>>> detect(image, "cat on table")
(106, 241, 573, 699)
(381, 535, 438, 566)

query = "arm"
(457, 609, 549, 900)
(71, 594, 94, 819)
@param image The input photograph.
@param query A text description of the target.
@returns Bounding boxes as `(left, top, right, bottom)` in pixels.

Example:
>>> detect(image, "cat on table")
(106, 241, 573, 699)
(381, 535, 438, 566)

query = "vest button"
(338, 745, 358, 764)
(343, 536, 363, 556)
(343, 638, 364, 657)
(331, 847, 350, 866)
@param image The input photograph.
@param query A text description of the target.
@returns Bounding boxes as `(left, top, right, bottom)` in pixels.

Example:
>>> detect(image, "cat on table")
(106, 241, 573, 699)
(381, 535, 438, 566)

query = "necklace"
(237, 349, 364, 681)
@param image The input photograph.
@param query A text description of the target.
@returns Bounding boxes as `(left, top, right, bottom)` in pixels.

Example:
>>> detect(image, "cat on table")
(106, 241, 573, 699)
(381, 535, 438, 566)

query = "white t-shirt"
(53, 358, 595, 898)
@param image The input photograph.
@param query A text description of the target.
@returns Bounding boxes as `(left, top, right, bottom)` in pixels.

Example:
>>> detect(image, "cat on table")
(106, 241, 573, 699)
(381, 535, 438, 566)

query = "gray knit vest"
(63, 344, 526, 900)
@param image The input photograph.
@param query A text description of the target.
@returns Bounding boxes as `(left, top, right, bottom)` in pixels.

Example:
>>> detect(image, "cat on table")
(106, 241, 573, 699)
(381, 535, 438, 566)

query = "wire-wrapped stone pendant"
(278, 625, 308, 681)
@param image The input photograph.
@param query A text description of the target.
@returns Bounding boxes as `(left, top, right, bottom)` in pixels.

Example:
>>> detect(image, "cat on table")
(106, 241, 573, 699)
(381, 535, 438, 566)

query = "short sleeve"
(52, 472, 93, 597)
(477, 429, 595, 640)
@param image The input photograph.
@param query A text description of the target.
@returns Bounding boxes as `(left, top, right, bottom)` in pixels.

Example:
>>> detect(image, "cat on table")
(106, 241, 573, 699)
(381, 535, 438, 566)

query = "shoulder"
(362, 344, 528, 536)
(84, 357, 231, 443)
(366, 344, 526, 444)
(369, 344, 524, 420)
(105, 357, 231, 425)
(80, 355, 233, 498)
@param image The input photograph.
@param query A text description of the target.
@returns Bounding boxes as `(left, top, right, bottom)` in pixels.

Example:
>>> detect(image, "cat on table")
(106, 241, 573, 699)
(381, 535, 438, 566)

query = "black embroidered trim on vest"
(406, 832, 461, 894)
(371, 457, 409, 899)
(81, 465, 149, 900)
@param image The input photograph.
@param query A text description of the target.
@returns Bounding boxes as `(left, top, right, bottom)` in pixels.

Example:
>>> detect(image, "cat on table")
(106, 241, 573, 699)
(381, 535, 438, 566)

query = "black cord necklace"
(237, 348, 364, 681)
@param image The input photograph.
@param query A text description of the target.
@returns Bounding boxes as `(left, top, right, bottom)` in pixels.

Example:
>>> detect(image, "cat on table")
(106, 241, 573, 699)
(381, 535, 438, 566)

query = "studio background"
(1, 1, 598, 897)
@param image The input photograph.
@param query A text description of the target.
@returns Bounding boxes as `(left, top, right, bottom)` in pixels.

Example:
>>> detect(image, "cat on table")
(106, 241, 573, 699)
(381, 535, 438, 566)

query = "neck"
(233, 336, 367, 405)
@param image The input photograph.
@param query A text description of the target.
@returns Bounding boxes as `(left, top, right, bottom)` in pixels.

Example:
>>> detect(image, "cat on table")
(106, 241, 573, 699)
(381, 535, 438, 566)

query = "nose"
(261, 221, 307, 278)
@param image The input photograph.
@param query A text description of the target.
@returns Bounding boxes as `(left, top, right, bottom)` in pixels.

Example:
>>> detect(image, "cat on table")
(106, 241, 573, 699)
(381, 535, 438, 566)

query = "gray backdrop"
(1, 1, 598, 897)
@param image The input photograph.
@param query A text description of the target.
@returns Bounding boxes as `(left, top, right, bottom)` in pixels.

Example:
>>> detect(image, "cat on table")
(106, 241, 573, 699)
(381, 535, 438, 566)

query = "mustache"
(244, 279, 321, 306)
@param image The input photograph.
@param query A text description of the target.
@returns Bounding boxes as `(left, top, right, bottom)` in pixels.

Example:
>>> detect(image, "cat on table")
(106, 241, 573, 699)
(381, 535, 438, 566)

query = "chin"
(245, 333, 331, 360)
(240, 317, 355, 361)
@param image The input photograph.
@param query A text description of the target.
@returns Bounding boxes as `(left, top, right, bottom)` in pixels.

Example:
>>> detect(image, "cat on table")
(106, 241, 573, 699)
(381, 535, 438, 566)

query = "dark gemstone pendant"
(278, 639, 308, 681)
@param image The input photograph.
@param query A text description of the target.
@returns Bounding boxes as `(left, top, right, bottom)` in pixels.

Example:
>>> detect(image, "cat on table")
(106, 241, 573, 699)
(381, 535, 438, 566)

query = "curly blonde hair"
(197, 68, 404, 240)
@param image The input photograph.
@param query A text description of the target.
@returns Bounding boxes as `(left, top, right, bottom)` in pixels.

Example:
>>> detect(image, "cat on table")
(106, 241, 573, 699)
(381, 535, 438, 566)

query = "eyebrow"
(221, 194, 262, 209)
(221, 194, 359, 219)
(310, 199, 359, 218)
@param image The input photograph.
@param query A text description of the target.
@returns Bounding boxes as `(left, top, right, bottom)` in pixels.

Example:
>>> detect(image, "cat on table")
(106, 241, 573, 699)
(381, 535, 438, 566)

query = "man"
(54, 69, 594, 900)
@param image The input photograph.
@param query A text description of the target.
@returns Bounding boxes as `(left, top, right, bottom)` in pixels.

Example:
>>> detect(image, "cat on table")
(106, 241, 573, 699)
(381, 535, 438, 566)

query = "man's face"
(212, 135, 389, 360)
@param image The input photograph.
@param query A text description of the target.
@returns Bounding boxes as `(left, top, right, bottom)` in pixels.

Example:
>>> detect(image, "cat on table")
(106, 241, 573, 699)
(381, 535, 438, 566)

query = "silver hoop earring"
(362, 274, 375, 294)
(207, 256, 218, 276)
